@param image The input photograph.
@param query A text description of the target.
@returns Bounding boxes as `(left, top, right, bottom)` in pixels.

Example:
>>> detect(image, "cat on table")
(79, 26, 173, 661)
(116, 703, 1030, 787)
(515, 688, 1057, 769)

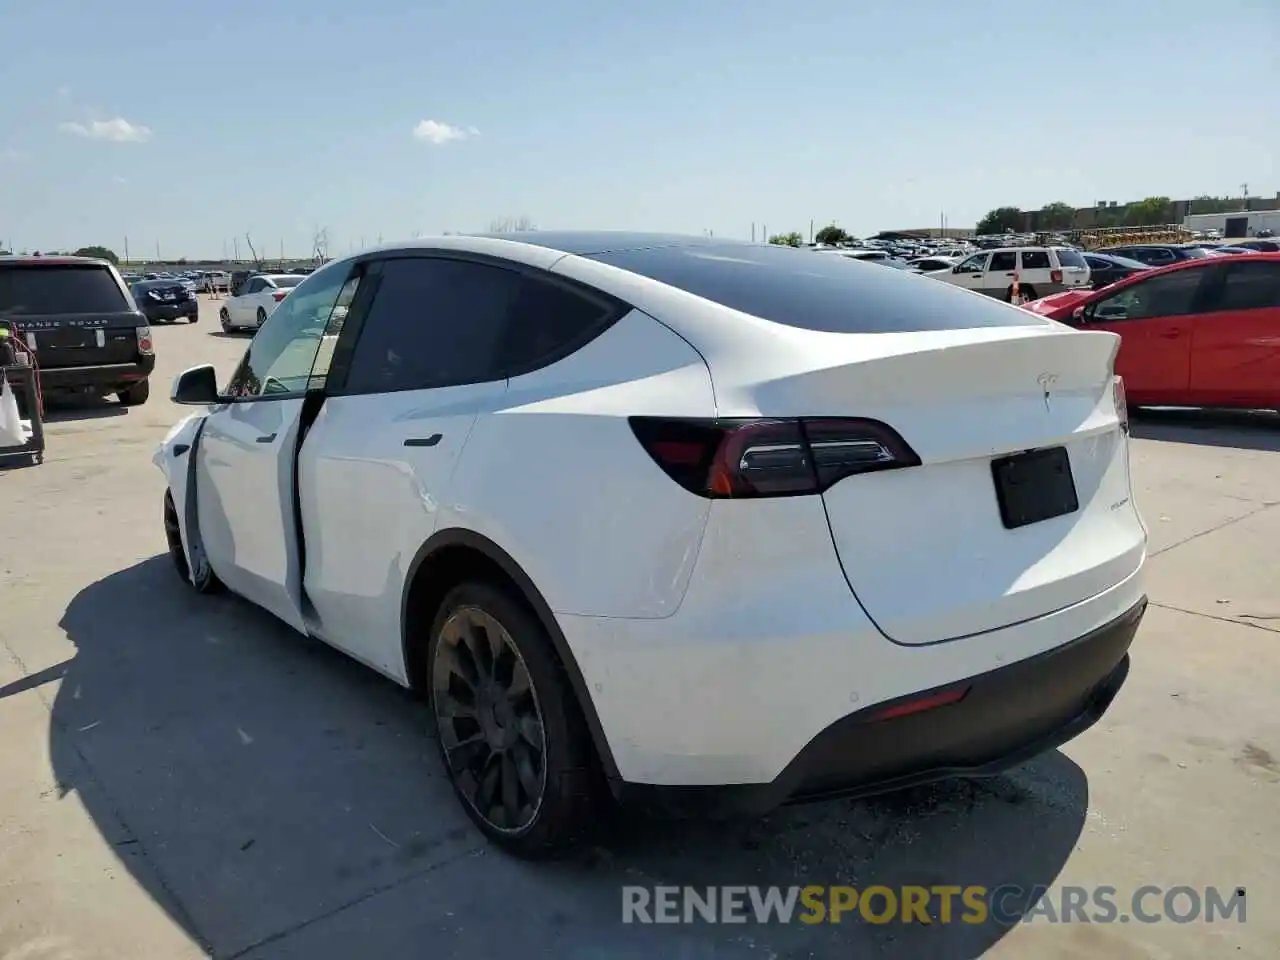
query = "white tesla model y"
(155, 232, 1147, 857)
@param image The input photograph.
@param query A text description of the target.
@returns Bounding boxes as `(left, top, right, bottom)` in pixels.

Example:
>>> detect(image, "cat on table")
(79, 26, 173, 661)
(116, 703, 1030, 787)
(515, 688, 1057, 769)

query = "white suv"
(930, 246, 1091, 301)
(156, 233, 1146, 857)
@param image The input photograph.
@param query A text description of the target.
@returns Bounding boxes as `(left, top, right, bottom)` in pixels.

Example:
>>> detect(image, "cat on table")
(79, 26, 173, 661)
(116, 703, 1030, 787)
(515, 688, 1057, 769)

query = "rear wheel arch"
(400, 528, 620, 780)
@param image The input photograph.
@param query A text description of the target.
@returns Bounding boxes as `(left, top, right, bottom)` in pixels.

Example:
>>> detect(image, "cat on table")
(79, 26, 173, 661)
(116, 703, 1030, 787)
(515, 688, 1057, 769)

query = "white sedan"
(155, 232, 1147, 857)
(218, 273, 304, 332)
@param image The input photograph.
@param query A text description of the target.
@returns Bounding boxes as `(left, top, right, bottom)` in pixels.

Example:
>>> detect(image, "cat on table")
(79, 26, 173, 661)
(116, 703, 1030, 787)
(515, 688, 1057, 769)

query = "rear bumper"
(39, 357, 155, 394)
(616, 596, 1144, 817)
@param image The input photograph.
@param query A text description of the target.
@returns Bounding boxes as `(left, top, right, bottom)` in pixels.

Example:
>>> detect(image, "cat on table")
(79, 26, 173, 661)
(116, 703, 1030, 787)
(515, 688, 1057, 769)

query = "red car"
(1024, 253, 1280, 409)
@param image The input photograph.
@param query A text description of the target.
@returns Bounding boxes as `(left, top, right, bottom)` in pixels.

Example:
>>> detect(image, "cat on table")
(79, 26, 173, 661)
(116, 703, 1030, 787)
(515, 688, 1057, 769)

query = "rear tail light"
(1112, 375, 1128, 433)
(1050, 269, 1063, 283)
(628, 417, 920, 498)
(135, 326, 153, 355)
(272, 291, 289, 302)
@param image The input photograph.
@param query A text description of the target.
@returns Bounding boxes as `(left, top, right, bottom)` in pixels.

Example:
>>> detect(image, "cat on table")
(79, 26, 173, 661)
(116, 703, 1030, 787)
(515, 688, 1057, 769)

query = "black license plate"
(991, 446, 1079, 530)
(41, 328, 97, 349)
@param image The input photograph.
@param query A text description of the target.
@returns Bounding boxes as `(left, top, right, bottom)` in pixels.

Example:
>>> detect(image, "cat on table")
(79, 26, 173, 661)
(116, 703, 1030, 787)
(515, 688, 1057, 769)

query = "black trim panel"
(615, 596, 1146, 818)
(400, 527, 620, 779)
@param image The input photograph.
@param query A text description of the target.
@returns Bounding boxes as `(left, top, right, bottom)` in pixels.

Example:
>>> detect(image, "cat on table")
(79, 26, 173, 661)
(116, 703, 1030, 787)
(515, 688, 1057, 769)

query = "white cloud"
(412, 119, 477, 145)
(58, 117, 152, 143)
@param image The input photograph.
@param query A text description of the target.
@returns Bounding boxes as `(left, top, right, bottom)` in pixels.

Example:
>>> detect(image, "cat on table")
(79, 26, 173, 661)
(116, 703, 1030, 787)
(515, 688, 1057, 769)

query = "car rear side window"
(1215, 262, 1280, 312)
(0, 265, 128, 315)
(1020, 250, 1051, 270)
(989, 251, 1017, 271)
(588, 244, 1046, 333)
(343, 257, 523, 394)
(1055, 249, 1087, 268)
(497, 275, 622, 377)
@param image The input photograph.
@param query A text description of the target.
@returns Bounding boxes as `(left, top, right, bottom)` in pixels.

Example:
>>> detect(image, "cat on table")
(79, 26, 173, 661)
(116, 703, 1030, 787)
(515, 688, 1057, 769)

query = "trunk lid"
(723, 324, 1146, 646)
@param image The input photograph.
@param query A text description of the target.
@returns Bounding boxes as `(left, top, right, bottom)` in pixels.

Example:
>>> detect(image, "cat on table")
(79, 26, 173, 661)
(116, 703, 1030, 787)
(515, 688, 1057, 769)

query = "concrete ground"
(1, 295, 1277, 959)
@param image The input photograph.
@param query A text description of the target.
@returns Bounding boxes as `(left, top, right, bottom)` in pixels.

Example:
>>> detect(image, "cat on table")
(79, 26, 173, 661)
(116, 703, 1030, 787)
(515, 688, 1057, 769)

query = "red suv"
(1024, 254, 1280, 410)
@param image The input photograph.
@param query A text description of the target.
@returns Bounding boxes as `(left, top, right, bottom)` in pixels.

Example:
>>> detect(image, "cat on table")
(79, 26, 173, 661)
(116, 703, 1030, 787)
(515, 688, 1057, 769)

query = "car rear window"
(1181, 247, 1210, 259)
(0, 265, 129, 316)
(1055, 248, 1087, 268)
(588, 243, 1050, 333)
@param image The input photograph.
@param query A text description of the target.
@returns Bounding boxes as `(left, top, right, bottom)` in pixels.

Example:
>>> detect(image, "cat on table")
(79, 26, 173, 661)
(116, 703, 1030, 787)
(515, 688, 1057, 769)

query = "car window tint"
(956, 253, 988, 272)
(1085, 256, 1109, 270)
(498, 275, 619, 376)
(1092, 268, 1205, 322)
(1020, 250, 1051, 270)
(0, 265, 128, 315)
(344, 257, 522, 394)
(1055, 248, 1087, 268)
(1216, 262, 1280, 311)
(224, 263, 357, 398)
(589, 243, 1049, 334)
(988, 251, 1017, 271)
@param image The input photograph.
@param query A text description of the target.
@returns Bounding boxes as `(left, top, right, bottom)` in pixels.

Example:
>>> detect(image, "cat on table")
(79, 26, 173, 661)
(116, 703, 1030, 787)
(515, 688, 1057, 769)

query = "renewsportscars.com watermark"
(622, 885, 1247, 926)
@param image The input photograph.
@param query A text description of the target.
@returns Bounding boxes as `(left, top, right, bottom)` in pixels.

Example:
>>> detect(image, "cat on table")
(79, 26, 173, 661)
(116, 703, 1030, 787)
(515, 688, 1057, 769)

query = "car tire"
(188, 314, 198, 323)
(1019, 284, 1038, 302)
(256, 307, 268, 327)
(117, 379, 150, 406)
(426, 581, 600, 858)
(163, 490, 223, 593)
(219, 307, 233, 332)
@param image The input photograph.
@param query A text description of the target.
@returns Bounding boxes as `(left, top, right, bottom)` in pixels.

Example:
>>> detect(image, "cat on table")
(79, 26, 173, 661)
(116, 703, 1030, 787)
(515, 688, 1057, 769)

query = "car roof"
(1088, 251, 1280, 289)
(0, 255, 113, 268)
(468, 231, 728, 256)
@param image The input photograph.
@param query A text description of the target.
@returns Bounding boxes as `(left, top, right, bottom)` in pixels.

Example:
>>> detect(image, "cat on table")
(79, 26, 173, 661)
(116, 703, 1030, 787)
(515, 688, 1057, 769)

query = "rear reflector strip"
(865, 686, 970, 722)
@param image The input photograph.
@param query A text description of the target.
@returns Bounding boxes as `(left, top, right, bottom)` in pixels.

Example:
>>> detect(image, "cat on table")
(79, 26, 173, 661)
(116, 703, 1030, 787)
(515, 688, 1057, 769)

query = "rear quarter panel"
(446, 308, 717, 619)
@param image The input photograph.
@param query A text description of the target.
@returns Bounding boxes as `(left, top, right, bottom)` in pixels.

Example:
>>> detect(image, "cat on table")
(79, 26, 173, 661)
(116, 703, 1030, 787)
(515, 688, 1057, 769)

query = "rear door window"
(0, 265, 129, 315)
(342, 257, 523, 394)
(1212, 261, 1280, 312)
(989, 251, 1017, 271)
(588, 243, 1048, 333)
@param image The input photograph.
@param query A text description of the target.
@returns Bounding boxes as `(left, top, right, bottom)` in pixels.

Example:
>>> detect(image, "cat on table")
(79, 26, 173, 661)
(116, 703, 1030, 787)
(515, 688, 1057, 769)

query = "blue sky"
(1, 0, 1275, 258)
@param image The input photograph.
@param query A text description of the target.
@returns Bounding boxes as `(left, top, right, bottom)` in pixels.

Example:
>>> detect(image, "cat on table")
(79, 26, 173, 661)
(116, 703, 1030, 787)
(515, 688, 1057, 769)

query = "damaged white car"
(155, 234, 1146, 859)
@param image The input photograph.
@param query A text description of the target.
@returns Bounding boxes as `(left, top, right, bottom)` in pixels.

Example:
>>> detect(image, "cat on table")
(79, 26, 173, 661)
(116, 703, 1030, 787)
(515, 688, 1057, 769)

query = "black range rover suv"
(0, 256, 155, 405)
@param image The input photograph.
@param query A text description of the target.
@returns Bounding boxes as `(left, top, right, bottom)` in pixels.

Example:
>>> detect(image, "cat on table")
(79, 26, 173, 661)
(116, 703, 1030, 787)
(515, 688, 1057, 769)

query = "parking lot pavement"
(1, 295, 1277, 958)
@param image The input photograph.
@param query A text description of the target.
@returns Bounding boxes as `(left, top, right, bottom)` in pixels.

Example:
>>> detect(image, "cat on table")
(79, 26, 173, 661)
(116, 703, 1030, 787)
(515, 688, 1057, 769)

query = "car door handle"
(255, 433, 277, 443)
(404, 434, 442, 447)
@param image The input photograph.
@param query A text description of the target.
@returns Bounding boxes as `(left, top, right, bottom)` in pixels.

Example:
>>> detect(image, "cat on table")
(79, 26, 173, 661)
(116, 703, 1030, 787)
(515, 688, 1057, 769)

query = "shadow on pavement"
(206, 331, 251, 340)
(42, 397, 130, 423)
(49, 557, 1088, 959)
(1130, 407, 1280, 452)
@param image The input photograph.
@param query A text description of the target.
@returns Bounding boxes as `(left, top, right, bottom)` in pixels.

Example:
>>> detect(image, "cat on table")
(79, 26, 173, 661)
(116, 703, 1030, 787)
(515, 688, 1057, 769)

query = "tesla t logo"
(1037, 373, 1058, 410)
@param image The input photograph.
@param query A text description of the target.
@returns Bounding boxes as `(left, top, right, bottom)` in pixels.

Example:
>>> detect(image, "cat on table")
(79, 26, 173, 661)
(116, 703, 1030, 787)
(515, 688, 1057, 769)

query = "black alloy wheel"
(433, 603, 548, 834)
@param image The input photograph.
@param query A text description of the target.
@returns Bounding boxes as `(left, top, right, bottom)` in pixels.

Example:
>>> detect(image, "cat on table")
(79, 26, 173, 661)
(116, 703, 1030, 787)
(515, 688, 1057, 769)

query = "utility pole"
(809, 219, 814, 244)
(1241, 182, 1249, 210)
(751, 222, 755, 243)
(233, 237, 239, 262)
(280, 239, 284, 262)
(155, 240, 161, 262)
(124, 236, 130, 263)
